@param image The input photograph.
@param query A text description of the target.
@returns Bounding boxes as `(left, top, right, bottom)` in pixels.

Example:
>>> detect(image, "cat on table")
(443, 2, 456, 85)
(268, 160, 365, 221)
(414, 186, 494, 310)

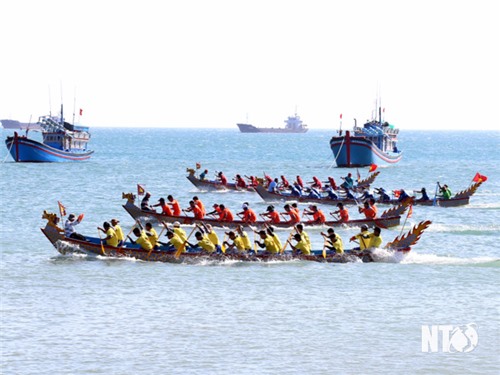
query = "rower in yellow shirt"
(236, 225, 252, 251)
(160, 231, 184, 253)
(254, 230, 280, 254)
(110, 219, 124, 246)
(222, 231, 246, 253)
(128, 227, 153, 250)
(172, 221, 187, 242)
(98, 221, 119, 247)
(321, 228, 344, 254)
(190, 231, 216, 254)
(145, 222, 159, 248)
(349, 224, 371, 250)
(289, 233, 311, 255)
(367, 227, 383, 248)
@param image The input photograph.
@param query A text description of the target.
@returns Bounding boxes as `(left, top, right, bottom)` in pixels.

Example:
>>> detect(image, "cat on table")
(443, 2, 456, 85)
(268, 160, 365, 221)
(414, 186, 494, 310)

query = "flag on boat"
(472, 172, 488, 183)
(196, 162, 201, 169)
(79, 108, 83, 116)
(137, 184, 146, 196)
(369, 164, 378, 173)
(340, 113, 342, 119)
(58, 201, 66, 217)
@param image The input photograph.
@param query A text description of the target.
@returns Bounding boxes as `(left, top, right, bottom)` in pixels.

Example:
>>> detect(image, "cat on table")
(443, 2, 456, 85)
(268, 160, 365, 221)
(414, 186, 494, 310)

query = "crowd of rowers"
(199, 169, 451, 202)
(94, 216, 383, 257)
(138, 192, 381, 223)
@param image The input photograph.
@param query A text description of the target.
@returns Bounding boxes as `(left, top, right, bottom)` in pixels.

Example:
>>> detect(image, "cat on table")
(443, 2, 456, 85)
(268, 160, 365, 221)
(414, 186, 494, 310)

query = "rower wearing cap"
(261, 205, 280, 224)
(349, 225, 371, 250)
(172, 221, 187, 242)
(110, 218, 125, 246)
(152, 198, 173, 216)
(167, 195, 182, 216)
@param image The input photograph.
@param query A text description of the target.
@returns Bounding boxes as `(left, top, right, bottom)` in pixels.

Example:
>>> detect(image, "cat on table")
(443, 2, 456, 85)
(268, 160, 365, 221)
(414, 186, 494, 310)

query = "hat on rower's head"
(68, 214, 75, 220)
(361, 224, 368, 231)
(242, 203, 248, 209)
(173, 221, 180, 227)
(111, 218, 120, 224)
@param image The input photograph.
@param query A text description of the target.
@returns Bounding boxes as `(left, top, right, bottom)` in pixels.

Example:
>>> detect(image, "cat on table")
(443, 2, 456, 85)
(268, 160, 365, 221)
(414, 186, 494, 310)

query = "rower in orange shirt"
(218, 204, 234, 222)
(261, 205, 280, 224)
(332, 202, 349, 222)
(167, 195, 182, 216)
(235, 174, 247, 189)
(281, 204, 300, 224)
(152, 197, 173, 216)
(193, 196, 206, 217)
(359, 201, 376, 219)
(237, 203, 257, 224)
(303, 205, 326, 224)
(185, 200, 204, 219)
(218, 171, 228, 185)
(369, 198, 378, 217)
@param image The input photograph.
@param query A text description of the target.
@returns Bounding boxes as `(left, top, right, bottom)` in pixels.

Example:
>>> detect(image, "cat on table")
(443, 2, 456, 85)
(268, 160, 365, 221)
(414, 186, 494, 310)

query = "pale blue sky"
(1, 0, 499, 130)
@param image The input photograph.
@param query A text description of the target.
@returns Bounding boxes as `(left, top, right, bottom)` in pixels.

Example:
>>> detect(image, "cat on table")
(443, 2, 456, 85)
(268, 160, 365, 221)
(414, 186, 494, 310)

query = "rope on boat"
(328, 135, 345, 170)
(2, 137, 15, 163)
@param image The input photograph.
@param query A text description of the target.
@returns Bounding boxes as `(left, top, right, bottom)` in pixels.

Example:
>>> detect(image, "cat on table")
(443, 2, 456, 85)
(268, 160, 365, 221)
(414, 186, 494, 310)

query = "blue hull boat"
(5, 132, 93, 162)
(330, 107, 402, 167)
(3, 107, 93, 162)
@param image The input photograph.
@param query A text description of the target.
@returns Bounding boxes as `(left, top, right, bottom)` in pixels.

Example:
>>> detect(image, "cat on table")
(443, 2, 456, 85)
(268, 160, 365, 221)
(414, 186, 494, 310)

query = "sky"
(1, 0, 499, 130)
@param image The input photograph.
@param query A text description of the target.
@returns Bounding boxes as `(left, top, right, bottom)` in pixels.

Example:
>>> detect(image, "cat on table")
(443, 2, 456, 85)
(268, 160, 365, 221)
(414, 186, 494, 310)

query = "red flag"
(196, 162, 201, 169)
(407, 204, 413, 218)
(369, 164, 378, 173)
(58, 201, 66, 217)
(340, 113, 342, 119)
(137, 184, 145, 196)
(472, 172, 488, 183)
(79, 108, 83, 116)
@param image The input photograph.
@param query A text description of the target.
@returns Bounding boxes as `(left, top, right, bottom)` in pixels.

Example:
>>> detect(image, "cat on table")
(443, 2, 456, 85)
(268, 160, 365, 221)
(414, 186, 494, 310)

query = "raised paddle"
(175, 226, 197, 259)
(281, 230, 295, 254)
(97, 229, 106, 256)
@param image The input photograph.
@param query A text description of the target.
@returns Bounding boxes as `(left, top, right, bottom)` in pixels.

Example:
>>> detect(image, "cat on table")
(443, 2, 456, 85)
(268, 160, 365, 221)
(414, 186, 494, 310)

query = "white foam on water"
(401, 251, 499, 265)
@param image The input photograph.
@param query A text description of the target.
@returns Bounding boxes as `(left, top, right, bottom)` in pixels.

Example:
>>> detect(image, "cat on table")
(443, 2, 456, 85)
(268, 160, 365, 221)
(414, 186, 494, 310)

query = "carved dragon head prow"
(357, 171, 380, 188)
(122, 192, 136, 203)
(186, 168, 196, 175)
(42, 210, 58, 223)
(380, 197, 413, 218)
(385, 220, 432, 251)
(453, 181, 483, 199)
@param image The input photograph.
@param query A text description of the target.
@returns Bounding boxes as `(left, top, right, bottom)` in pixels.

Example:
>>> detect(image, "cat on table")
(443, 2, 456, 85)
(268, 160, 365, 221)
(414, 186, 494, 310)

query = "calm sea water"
(1, 128, 499, 374)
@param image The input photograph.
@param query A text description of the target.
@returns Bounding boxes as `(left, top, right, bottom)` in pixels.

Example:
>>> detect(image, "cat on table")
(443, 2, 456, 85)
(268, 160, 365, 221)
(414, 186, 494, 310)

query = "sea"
(0, 127, 499, 375)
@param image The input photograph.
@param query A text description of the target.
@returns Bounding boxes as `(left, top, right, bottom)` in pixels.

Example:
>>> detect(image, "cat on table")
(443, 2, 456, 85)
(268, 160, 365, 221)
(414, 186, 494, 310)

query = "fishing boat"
(330, 107, 402, 167)
(41, 210, 432, 264)
(121, 193, 408, 229)
(237, 113, 308, 133)
(186, 169, 256, 192)
(3, 106, 93, 162)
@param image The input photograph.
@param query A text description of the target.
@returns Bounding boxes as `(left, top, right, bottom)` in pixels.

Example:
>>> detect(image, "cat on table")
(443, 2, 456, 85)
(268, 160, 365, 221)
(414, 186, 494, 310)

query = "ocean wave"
(401, 252, 499, 266)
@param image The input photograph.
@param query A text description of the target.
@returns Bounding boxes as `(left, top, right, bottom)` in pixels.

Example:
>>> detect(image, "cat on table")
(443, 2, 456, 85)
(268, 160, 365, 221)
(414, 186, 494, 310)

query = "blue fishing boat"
(330, 107, 402, 167)
(3, 106, 93, 162)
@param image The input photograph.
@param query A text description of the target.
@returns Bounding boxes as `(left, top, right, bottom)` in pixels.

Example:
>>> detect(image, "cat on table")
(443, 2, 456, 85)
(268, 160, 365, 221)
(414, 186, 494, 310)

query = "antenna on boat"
(72, 86, 76, 125)
(48, 86, 52, 117)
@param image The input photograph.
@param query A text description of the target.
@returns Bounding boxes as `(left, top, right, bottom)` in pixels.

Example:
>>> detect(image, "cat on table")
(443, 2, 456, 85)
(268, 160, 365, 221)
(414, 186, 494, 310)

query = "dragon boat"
(186, 169, 256, 192)
(41, 210, 431, 264)
(255, 172, 380, 205)
(121, 193, 409, 230)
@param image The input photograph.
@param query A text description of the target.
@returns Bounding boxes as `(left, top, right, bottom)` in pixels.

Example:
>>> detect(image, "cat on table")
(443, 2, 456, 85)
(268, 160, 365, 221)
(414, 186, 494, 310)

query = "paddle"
(175, 226, 197, 259)
(433, 182, 439, 206)
(281, 230, 295, 254)
(120, 220, 140, 248)
(97, 229, 106, 256)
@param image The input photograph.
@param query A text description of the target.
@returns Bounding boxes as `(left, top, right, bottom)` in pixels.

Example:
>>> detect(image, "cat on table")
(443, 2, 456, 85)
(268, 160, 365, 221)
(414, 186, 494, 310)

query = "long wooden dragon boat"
(41, 210, 431, 264)
(186, 169, 256, 192)
(121, 193, 409, 229)
(256, 180, 483, 208)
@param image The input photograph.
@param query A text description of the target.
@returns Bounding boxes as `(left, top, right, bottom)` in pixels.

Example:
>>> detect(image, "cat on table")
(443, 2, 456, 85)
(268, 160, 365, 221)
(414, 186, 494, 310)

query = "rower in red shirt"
(261, 205, 280, 224)
(193, 196, 206, 217)
(281, 204, 300, 224)
(359, 201, 376, 219)
(303, 205, 326, 224)
(185, 200, 204, 219)
(218, 204, 234, 222)
(237, 203, 257, 224)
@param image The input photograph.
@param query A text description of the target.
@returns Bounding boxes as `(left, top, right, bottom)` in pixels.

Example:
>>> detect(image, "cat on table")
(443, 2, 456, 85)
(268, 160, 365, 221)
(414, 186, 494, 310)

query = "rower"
(321, 228, 344, 254)
(199, 169, 208, 180)
(349, 224, 371, 250)
(217, 204, 234, 222)
(145, 222, 159, 249)
(310, 176, 323, 190)
(159, 230, 183, 252)
(303, 205, 326, 224)
(281, 204, 300, 224)
(280, 175, 290, 189)
(217, 171, 228, 185)
(358, 201, 376, 219)
(128, 227, 153, 250)
(185, 200, 204, 219)
(222, 231, 246, 253)
(98, 221, 119, 247)
(235, 174, 247, 188)
(288, 233, 311, 255)
(438, 182, 452, 200)
(415, 187, 430, 201)
(266, 226, 282, 250)
(193, 196, 206, 216)
(261, 205, 280, 224)
(141, 192, 154, 211)
(152, 197, 173, 215)
(190, 231, 216, 254)
(237, 203, 257, 224)
(167, 195, 182, 216)
(332, 202, 349, 222)
(254, 230, 280, 254)
(367, 227, 383, 248)
(199, 223, 221, 252)
(172, 221, 187, 242)
(207, 203, 222, 217)
(236, 225, 252, 251)
(295, 224, 311, 249)
(268, 178, 279, 193)
(110, 219, 124, 246)
(340, 173, 354, 190)
(368, 198, 378, 217)
(290, 183, 302, 197)
(296, 175, 304, 188)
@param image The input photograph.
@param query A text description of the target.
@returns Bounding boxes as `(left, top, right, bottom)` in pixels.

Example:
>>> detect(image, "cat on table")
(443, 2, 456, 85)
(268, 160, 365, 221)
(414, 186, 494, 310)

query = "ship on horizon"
(237, 113, 308, 133)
